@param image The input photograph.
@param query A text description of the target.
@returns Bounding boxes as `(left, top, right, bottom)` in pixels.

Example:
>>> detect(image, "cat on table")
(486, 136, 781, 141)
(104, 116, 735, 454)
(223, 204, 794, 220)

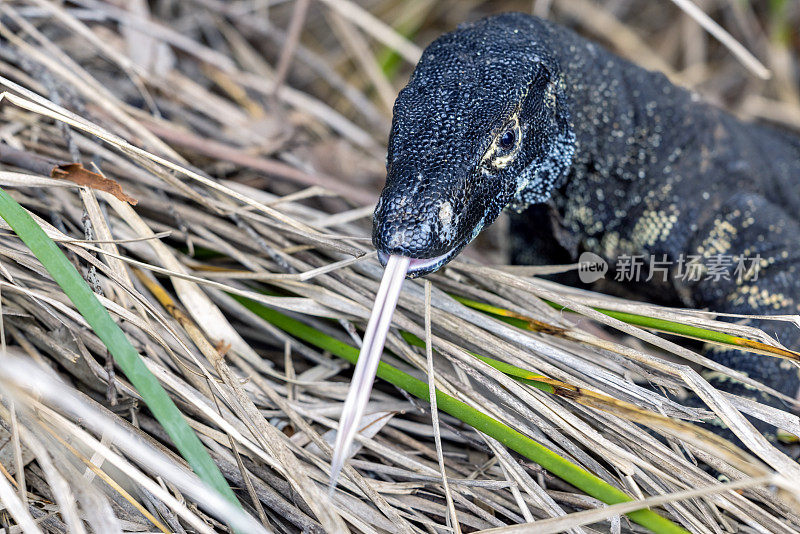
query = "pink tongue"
(377, 251, 451, 272)
(329, 254, 410, 493)
(407, 252, 450, 271)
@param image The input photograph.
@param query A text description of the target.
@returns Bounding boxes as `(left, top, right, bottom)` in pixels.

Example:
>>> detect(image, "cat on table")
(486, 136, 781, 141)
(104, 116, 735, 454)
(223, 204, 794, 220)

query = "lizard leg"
(684, 193, 800, 442)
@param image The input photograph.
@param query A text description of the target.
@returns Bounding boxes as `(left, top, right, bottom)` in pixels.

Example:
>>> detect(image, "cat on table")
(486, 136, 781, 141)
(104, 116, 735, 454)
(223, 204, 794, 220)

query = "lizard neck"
(542, 22, 695, 184)
(523, 19, 706, 258)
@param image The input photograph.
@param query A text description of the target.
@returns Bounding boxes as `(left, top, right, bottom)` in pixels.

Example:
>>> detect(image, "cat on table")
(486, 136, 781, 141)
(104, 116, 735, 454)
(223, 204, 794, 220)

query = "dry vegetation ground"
(0, 1, 799, 533)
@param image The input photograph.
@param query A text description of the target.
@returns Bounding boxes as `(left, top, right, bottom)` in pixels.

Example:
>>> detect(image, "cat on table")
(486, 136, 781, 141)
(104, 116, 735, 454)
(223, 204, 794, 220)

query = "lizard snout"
(372, 194, 455, 258)
(372, 189, 467, 277)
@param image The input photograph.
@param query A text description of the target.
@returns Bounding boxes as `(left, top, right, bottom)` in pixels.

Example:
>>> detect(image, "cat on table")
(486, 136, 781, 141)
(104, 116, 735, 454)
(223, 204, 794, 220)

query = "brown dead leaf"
(51, 163, 137, 205)
(214, 340, 232, 358)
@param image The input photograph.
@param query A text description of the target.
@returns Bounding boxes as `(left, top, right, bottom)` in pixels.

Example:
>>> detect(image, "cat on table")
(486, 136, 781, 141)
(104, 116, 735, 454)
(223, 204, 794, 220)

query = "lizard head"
(372, 13, 575, 277)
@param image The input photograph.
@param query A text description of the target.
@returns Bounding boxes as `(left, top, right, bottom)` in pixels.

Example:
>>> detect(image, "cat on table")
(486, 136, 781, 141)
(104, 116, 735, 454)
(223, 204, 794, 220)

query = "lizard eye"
(480, 119, 521, 172)
(499, 129, 515, 149)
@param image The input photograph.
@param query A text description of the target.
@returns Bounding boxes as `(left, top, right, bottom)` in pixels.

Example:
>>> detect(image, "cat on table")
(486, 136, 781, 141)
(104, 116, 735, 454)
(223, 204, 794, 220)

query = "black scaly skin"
(373, 13, 800, 444)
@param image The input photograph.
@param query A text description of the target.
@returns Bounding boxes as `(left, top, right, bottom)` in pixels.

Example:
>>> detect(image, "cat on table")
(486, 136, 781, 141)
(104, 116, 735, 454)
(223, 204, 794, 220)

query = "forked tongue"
(329, 254, 410, 493)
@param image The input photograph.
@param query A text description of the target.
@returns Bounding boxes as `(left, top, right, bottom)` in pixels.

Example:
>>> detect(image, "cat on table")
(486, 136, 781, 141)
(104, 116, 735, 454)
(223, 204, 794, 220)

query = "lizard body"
(373, 13, 800, 440)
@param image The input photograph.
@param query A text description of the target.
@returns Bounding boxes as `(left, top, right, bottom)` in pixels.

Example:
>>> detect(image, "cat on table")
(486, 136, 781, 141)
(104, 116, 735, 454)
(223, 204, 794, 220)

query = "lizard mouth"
(377, 247, 458, 277)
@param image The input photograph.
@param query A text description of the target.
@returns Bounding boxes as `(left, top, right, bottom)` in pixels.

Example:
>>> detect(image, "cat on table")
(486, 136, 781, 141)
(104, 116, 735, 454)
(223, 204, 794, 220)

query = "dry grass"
(0, 1, 799, 533)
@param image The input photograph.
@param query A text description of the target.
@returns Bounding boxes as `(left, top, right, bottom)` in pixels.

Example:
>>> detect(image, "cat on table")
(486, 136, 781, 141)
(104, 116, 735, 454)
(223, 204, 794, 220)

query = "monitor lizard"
(372, 12, 800, 444)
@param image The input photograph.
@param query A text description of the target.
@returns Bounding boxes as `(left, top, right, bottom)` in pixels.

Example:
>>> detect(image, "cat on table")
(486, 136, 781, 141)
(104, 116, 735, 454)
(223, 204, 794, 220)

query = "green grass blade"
(233, 294, 689, 534)
(0, 189, 239, 506)
(378, 18, 421, 79)
(452, 294, 800, 360)
(399, 330, 558, 393)
(452, 293, 742, 343)
(566, 304, 739, 343)
(577, 305, 798, 358)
